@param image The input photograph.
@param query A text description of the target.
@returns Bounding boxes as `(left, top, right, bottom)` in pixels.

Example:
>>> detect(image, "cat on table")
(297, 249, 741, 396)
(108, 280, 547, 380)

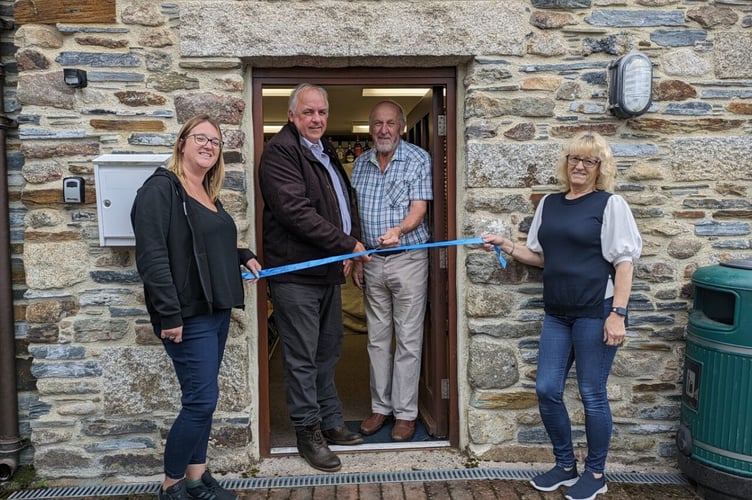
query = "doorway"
(251, 68, 458, 455)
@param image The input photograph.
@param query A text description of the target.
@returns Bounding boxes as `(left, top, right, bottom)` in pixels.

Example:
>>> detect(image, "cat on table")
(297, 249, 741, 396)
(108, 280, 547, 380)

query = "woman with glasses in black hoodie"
(131, 115, 261, 500)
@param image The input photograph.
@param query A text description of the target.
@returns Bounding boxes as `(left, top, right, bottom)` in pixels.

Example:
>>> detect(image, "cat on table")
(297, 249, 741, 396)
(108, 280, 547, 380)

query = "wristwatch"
(611, 306, 627, 317)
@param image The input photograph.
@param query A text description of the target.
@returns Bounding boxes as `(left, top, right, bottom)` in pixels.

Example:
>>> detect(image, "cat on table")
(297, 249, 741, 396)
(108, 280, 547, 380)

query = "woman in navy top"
(483, 132, 642, 500)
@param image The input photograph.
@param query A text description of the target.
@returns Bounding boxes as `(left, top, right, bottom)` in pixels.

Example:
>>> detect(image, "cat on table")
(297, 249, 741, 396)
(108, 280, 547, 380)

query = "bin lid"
(720, 259, 752, 270)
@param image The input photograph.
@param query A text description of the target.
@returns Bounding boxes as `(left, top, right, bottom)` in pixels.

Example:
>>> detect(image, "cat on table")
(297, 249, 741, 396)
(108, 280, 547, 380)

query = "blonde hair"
(168, 114, 225, 202)
(555, 131, 616, 193)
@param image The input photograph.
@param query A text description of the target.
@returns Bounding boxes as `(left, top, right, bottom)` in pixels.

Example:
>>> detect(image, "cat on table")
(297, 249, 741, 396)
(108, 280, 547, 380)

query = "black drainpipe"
(0, 61, 24, 481)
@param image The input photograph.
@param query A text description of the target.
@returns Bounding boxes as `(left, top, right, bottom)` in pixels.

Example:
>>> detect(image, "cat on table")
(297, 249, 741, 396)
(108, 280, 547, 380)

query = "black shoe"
(186, 470, 238, 500)
(322, 425, 364, 445)
(158, 479, 191, 500)
(296, 423, 342, 472)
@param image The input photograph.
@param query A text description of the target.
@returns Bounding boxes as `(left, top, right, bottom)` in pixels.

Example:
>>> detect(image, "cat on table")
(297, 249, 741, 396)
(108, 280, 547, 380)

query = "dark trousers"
(269, 282, 345, 431)
(159, 309, 230, 479)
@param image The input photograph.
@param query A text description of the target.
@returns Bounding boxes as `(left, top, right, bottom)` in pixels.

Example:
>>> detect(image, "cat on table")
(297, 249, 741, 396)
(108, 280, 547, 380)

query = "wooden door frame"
(251, 67, 458, 455)
(404, 88, 450, 438)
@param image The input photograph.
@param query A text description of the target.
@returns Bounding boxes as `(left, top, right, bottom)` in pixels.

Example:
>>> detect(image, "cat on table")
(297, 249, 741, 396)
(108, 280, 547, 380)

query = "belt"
(373, 248, 408, 256)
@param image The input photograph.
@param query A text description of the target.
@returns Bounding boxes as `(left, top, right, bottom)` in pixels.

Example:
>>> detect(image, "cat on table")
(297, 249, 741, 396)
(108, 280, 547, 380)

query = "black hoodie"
(130, 167, 255, 330)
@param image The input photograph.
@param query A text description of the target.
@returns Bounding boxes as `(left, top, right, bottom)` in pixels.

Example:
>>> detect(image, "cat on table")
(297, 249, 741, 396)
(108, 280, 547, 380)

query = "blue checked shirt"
(351, 140, 433, 249)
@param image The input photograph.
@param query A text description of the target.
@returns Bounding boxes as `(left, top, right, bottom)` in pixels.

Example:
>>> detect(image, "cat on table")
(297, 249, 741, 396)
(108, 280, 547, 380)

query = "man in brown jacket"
(259, 83, 369, 473)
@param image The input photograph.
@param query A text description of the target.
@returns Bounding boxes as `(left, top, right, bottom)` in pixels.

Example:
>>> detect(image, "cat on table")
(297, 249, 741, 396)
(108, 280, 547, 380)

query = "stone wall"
(8, 0, 257, 480)
(5, 0, 752, 482)
(461, 0, 752, 467)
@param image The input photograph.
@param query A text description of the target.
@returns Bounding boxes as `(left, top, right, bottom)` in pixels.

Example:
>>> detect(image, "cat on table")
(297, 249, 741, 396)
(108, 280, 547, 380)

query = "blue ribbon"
(242, 237, 506, 280)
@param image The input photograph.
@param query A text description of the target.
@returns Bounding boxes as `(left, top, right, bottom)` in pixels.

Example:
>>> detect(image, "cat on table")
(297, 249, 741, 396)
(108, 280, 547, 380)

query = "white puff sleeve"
(601, 194, 642, 265)
(526, 194, 548, 254)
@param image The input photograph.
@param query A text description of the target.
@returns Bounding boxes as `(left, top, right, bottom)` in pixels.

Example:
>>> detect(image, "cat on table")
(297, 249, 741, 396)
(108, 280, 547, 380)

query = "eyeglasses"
(186, 134, 223, 148)
(567, 155, 600, 169)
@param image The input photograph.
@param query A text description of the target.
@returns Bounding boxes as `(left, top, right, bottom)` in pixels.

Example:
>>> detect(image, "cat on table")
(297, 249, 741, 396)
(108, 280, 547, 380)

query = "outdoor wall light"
(608, 51, 652, 118)
(63, 68, 88, 88)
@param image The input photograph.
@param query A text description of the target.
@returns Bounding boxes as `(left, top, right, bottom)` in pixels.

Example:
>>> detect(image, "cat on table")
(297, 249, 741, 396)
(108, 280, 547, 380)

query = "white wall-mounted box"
(94, 154, 172, 246)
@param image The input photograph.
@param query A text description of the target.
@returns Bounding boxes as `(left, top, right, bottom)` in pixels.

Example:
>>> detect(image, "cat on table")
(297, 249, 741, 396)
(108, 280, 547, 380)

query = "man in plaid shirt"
(351, 100, 433, 442)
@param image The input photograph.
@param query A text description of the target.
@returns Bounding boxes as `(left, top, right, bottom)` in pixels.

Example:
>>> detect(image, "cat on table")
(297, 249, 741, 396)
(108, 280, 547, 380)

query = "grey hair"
(288, 83, 329, 114)
(369, 99, 406, 129)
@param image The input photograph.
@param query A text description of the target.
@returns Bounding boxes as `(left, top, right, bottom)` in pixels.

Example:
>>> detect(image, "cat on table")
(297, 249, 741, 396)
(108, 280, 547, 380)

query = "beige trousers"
(363, 248, 428, 420)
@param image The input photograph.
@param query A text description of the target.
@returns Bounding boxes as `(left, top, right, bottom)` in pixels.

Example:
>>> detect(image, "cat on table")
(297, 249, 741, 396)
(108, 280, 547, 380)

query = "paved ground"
(232, 480, 702, 499)
(67, 479, 702, 500)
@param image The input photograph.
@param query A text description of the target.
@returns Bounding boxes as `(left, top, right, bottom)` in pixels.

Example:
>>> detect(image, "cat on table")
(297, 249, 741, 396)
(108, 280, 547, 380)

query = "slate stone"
(586, 10, 685, 27)
(650, 29, 706, 47)
(55, 52, 141, 67)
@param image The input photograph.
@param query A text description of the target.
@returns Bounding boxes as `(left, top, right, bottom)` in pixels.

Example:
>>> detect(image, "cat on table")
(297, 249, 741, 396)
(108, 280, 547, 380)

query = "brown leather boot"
(322, 425, 364, 445)
(296, 423, 342, 472)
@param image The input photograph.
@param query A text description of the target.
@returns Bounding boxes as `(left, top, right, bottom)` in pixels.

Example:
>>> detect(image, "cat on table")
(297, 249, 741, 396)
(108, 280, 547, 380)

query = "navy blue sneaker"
(565, 470, 608, 500)
(186, 471, 238, 500)
(530, 464, 579, 492)
(158, 479, 191, 500)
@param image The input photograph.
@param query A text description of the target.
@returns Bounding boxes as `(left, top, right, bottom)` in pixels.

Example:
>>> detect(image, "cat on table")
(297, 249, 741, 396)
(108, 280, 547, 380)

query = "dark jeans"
(269, 282, 345, 431)
(535, 299, 618, 474)
(159, 309, 230, 479)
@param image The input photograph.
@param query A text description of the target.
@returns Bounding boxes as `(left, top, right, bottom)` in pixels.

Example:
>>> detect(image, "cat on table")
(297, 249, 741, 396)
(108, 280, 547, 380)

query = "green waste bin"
(677, 259, 752, 499)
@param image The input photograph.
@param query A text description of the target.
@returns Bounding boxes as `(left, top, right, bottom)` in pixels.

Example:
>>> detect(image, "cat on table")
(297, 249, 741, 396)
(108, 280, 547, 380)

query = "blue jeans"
(535, 300, 617, 474)
(159, 309, 231, 479)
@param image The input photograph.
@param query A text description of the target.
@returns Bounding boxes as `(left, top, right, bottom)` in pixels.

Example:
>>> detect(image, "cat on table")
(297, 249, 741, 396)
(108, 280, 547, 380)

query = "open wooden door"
(406, 87, 450, 438)
(253, 69, 458, 454)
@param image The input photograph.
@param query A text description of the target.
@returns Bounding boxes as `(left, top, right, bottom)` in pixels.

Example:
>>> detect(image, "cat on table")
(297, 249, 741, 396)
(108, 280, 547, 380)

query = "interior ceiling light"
(263, 124, 285, 133)
(351, 123, 370, 134)
(262, 88, 295, 97)
(362, 88, 430, 97)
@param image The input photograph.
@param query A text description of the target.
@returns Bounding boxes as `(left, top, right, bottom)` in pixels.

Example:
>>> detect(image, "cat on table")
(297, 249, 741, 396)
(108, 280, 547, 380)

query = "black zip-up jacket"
(130, 167, 255, 330)
(259, 122, 362, 285)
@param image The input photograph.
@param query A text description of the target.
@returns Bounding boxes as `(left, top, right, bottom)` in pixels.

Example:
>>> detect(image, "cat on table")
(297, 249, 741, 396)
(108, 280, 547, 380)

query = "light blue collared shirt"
(302, 137, 352, 235)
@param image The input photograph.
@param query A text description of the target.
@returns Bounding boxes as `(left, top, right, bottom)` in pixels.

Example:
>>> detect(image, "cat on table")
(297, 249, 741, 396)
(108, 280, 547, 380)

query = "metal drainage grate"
(7, 467, 689, 499)
(8, 482, 159, 499)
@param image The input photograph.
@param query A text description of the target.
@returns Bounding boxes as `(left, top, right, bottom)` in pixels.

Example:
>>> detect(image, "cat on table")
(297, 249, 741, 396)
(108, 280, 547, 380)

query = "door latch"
(437, 114, 446, 137)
